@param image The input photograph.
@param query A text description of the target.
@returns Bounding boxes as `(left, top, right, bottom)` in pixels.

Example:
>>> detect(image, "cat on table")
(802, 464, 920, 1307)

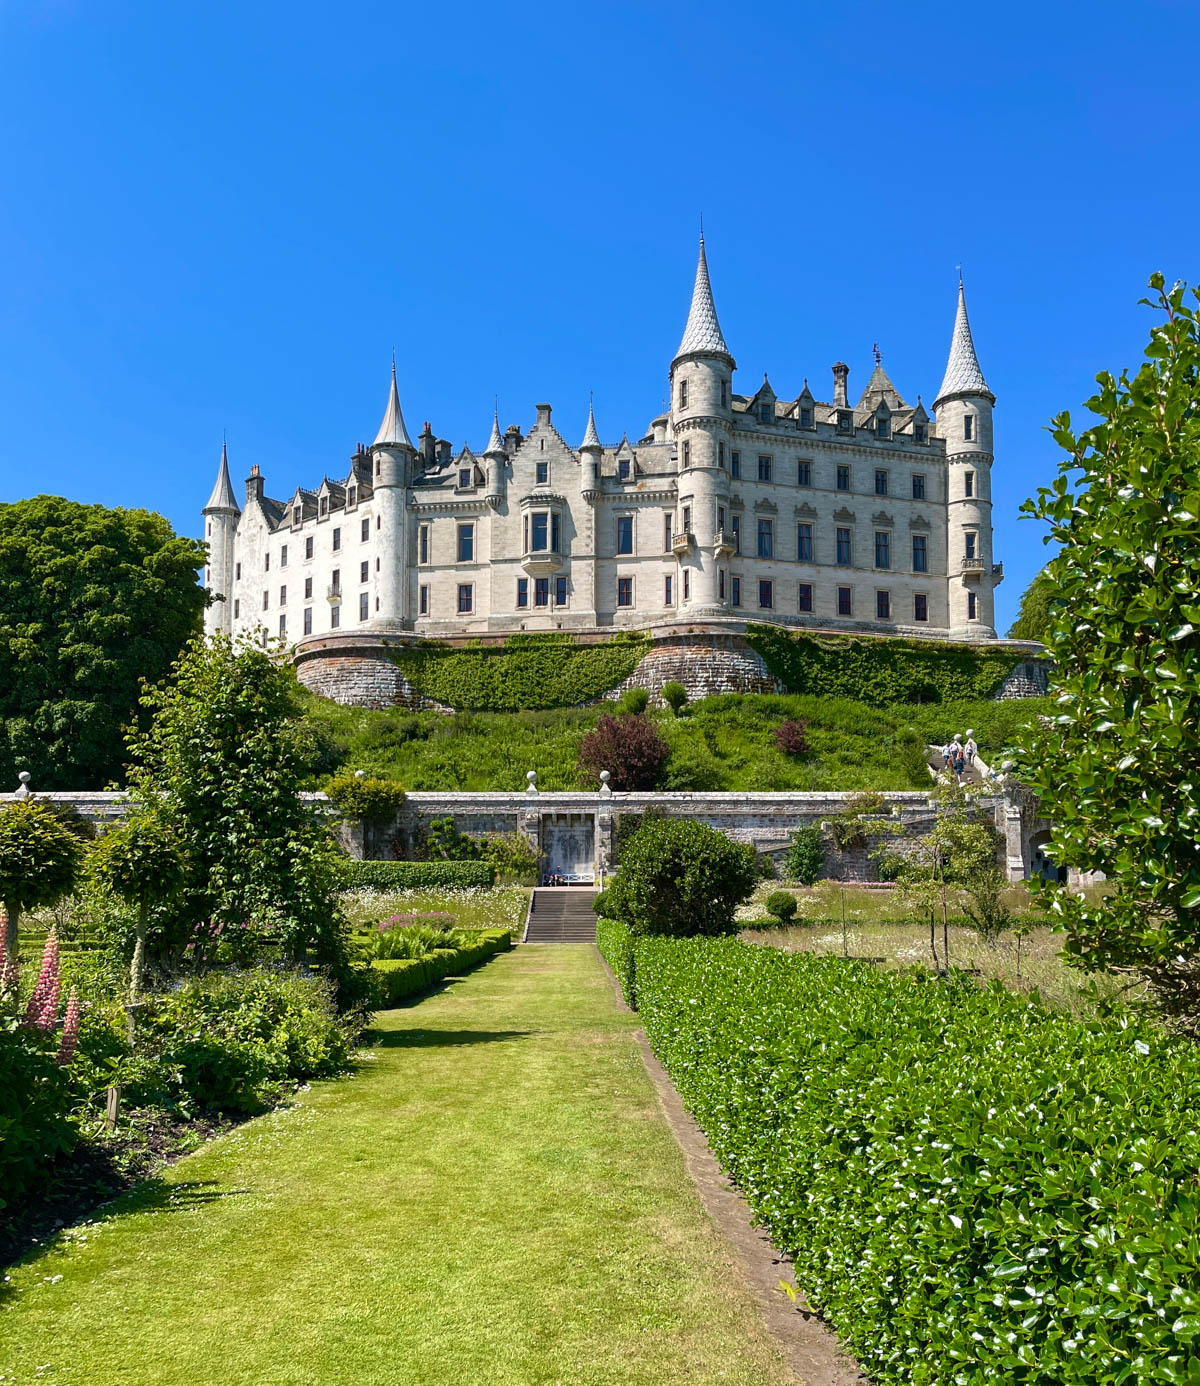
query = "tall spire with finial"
(580, 395, 602, 451)
(673, 234, 733, 364)
(373, 357, 414, 448)
(204, 436, 240, 513)
(934, 279, 993, 406)
(484, 400, 505, 456)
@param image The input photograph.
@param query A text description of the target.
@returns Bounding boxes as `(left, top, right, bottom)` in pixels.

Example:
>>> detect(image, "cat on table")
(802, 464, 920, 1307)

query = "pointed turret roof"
(580, 400, 602, 451)
(203, 439, 240, 513)
(934, 281, 993, 405)
(373, 360, 414, 449)
(674, 235, 733, 364)
(856, 353, 907, 412)
(483, 406, 505, 456)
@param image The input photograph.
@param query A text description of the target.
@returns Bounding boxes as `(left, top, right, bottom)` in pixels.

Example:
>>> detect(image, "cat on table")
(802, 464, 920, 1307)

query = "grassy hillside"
(302, 690, 1043, 793)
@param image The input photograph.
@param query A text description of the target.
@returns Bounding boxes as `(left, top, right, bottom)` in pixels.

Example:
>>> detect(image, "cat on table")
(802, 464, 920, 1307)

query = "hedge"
(598, 925, 1200, 1384)
(596, 916, 635, 1005)
(745, 626, 1023, 704)
(343, 860, 497, 890)
(391, 632, 649, 711)
(369, 929, 511, 1007)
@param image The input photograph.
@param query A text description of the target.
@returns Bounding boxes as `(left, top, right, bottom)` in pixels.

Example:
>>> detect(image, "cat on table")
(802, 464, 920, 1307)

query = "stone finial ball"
(527, 770, 538, 784)
(600, 770, 610, 785)
(354, 769, 366, 779)
(17, 771, 30, 786)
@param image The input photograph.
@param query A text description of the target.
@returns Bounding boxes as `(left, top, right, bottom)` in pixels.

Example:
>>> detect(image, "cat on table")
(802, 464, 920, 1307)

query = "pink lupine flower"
(57, 991, 81, 1066)
(23, 931, 61, 1031)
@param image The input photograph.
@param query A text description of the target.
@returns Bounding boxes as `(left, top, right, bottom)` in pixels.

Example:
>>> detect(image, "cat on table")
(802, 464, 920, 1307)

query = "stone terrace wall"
(606, 633, 782, 707)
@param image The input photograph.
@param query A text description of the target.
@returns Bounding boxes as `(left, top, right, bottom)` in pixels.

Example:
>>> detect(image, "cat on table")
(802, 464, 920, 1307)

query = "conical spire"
(203, 438, 240, 513)
(484, 404, 505, 456)
(856, 351, 907, 411)
(934, 280, 993, 405)
(579, 399, 602, 451)
(373, 359, 414, 449)
(673, 235, 733, 364)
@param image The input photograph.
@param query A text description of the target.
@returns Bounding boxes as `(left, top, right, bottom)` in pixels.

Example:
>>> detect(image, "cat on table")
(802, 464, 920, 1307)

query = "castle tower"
(483, 406, 507, 511)
(370, 360, 416, 629)
(669, 235, 735, 615)
(934, 279, 997, 639)
(202, 439, 240, 638)
(579, 398, 602, 503)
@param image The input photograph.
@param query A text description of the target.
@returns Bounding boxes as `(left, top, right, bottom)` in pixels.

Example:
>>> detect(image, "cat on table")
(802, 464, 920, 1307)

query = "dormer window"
(800, 406, 813, 428)
(458, 468, 472, 489)
(837, 410, 853, 434)
(319, 497, 328, 516)
(876, 413, 890, 440)
(618, 458, 631, 481)
(915, 423, 928, 444)
(293, 506, 302, 525)
(348, 487, 357, 507)
(759, 402, 772, 424)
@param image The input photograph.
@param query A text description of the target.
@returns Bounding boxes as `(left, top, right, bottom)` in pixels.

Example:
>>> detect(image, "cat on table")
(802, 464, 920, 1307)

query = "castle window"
(540, 438, 545, 450)
(360, 561, 369, 583)
(233, 599, 240, 619)
(305, 577, 313, 599)
(682, 504, 691, 533)
(279, 584, 287, 606)
(457, 584, 473, 614)
(683, 440, 691, 466)
(797, 460, 811, 487)
(457, 524, 474, 562)
(419, 525, 429, 564)
(912, 473, 926, 500)
(717, 505, 725, 532)
(837, 586, 852, 616)
(837, 410, 853, 434)
(915, 423, 928, 444)
(536, 460, 548, 485)
(874, 532, 890, 569)
(757, 455, 772, 482)
(731, 576, 741, 607)
(759, 402, 772, 424)
(800, 406, 813, 429)
(683, 569, 690, 601)
(320, 497, 328, 516)
(293, 506, 302, 526)
(964, 415, 974, 441)
(459, 468, 471, 489)
(617, 577, 633, 608)
(664, 574, 673, 605)
(331, 606, 340, 628)
(361, 517, 370, 542)
(348, 488, 357, 507)
(616, 515, 634, 555)
(914, 593, 928, 622)
(968, 591, 978, 620)
(618, 458, 631, 481)
(535, 578, 550, 607)
(836, 464, 850, 492)
(264, 553, 270, 572)
(797, 523, 813, 562)
(303, 607, 312, 635)
(836, 528, 852, 566)
(679, 379, 688, 409)
(798, 582, 812, 612)
(965, 470, 975, 498)
(758, 579, 773, 609)
(331, 568, 341, 593)
(554, 575, 567, 606)
(965, 531, 977, 560)
(718, 569, 725, 600)
(720, 380, 728, 408)
(332, 527, 341, 551)
(531, 513, 548, 551)
(420, 584, 429, 615)
(279, 615, 287, 637)
(876, 414, 890, 440)
(515, 578, 528, 609)
(305, 538, 313, 560)
(280, 545, 288, 568)
(262, 590, 269, 611)
(718, 440, 725, 468)
(730, 514, 741, 554)
(875, 469, 888, 496)
(912, 535, 927, 572)
(664, 513, 673, 552)
(756, 518, 773, 558)
(235, 562, 242, 580)
(730, 451, 740, 478)
(876, 590, 891, 620)
(359, 593, 369, 621)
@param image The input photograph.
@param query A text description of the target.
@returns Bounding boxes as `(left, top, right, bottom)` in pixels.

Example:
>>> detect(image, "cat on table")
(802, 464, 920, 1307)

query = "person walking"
(950, 733, 966, 782)
(964, 730, 978, 769)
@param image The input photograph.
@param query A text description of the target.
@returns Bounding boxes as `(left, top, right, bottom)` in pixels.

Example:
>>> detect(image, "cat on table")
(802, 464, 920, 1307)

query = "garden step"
(523, 888, 599, 944)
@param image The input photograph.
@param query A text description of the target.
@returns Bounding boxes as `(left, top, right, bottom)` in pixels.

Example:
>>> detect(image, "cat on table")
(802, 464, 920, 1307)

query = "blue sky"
(1, 0, 1197, 632)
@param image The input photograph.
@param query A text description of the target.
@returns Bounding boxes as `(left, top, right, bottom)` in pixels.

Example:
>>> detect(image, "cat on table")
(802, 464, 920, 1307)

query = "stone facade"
(203, 241, 1007, 697)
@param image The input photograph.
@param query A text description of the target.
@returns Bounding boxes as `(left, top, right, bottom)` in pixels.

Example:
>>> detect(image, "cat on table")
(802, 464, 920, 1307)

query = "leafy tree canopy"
(0, 800, 84, 953)
(1007, 566, 1057, 642)
(1015, 277, 1200, 1017)
(0, 496, 207, 790)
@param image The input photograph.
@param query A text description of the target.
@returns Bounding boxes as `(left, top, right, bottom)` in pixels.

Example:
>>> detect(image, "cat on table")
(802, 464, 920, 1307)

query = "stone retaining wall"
(606, 634, 782, 706)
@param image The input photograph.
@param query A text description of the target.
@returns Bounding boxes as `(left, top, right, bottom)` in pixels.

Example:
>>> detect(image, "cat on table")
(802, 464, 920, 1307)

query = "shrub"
(369, 929, 510, 1007)
(324, 772, 405, 822)
(660, 681, 688, 715)
(368, 920, 465, 961)
(578, 713, 669, 791)
(0, 1026, 77, 1208)
(763, 890, 798, 925)
(784, 827, 824, 885)
(601, 818, 757, 938)
(342, 860, 496, 890)
(629, 934, 1200, 1384)
(773, 719, 810, 756)
(0, 800, 84, 958)
(619, 686, 651, 715)
(596, 917, 635, 1005)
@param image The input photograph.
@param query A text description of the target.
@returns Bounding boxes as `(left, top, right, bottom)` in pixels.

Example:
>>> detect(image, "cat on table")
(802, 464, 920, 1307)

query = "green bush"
(324, 772, 406, 822)
(627, 934, 1200, 1384)
(0, 1028, 77, 1210)
(596, 917, 635, 1006)
(619, 686, 651, 715)
(369, 929, 510, 1007)
(763, 890, 798, 925)
(391, 633, 648, 711)
(784, 827, 824, 884)
(660, 681, 688, 715)
(342, 860, 496, 890)
(746, 627, 1022, 704)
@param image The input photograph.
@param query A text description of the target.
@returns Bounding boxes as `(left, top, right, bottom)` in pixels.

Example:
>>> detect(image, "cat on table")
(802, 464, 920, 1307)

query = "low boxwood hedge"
(369, 929, 510, 1007)
(598, 924, 1200, 1383)
(343, 860, 497, 890)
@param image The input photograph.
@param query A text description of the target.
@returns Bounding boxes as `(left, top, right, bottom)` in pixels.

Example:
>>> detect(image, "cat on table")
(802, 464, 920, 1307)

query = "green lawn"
(0, 947, 794, 1386)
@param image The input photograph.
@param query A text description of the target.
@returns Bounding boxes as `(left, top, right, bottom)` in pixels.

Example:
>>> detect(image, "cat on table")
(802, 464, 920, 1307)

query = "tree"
(0, 800, 83, 961)
(660, 681, 688, 716)
(603, 817, 757, 938)
(773, 719, 811, 756)
(1015, 276, 1200, 1020)
(579, 713, 670, 791)
(123, 637, 347, 971)
(785, 827, 824, 885)
(1007, 566, 1057, 642)
(0, 497, 207, 789)
(764, 890, 798, 926)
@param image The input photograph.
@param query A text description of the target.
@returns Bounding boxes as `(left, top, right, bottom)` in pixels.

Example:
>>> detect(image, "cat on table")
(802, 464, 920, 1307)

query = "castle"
(202, 238, 1002, 698)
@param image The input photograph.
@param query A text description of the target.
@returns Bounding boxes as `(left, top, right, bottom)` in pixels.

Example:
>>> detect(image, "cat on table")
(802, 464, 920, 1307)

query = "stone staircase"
(523, 888, 599, 944)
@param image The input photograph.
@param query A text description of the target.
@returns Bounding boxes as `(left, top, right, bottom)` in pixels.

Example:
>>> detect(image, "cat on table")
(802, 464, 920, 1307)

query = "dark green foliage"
(624, 934, 1200, 1383)
(602, 817, 757, 938)
(324, 772, 405, 822)
(1007, 566, 1057, 642)
(763, 890, 798, 925)
(1015, 278, 1200, 1020)
(420, 815, 539, 881)
(0, 496, 207, 789)
(784, 827, 824, 884)
(619, 686, 651, 715)
(0, 800, 83, 951)
(596, 917, 635, 1005)
(827, 791, 893, 852)
(342, 860, 497, 890)
(660, 681, 688, 715)
(746, 626, 1021, 704)
(369, 930, 510, 1007)
(391, 632, 648, 711)
(0, 1027, 77, 1208)
(579, 712, 670, 791)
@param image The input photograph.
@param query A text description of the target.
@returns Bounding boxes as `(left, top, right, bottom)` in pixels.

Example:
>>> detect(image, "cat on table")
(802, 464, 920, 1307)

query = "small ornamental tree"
(660, 681, 688, 716)
(619, 687, 650, 715)
(785, 827, 824, 885)
(603, 818, 757, 938)
(0, 800, 83, 960)
(579, 713, 670, 791)
(773, 719, 811, 756)
(324, 772, 406, 823)
(764, 890, 798, 926)
(1015, 277, 1200, 1019)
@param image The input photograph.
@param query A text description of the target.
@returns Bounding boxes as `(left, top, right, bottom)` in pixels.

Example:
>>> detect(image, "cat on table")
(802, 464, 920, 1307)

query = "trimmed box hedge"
(598, 924, 1200, 1384)
(343, 860, 497, 890)
(369, 929, 511, 1007)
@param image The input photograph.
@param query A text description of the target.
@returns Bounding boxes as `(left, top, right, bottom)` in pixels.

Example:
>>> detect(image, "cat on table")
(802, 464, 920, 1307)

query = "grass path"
(0, 947, 794, 1386)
